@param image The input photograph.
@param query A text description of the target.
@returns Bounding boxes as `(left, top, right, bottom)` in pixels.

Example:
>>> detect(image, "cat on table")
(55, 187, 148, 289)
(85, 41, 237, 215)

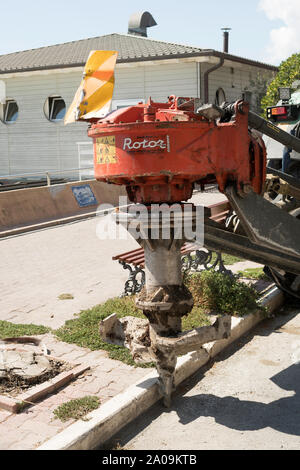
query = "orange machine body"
(88, 96, 266, 203)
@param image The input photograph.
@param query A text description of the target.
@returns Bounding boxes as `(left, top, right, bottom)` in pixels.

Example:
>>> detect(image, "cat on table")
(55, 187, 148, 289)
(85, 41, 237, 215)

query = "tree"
(261, 53, 300, 117)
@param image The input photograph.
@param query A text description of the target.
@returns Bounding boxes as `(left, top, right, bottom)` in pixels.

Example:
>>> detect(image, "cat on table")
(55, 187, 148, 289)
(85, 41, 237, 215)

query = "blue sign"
(72, 184, 98, 207)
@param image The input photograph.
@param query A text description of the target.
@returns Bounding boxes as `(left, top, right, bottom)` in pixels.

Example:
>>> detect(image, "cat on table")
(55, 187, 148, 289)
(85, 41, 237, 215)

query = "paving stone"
(1, 412, 34, 429)
(0, 410, 11, 423)
(20, 418, 59, 438)
(7, 432, 41, 450)
(79, 381, 102, 395)
(59, 351, 89, 362)
(0, 431, 23, 450)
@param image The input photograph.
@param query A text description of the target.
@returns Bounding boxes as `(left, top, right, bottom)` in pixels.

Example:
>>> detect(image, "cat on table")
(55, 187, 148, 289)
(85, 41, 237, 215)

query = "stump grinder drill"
(66, 51, 300, 406)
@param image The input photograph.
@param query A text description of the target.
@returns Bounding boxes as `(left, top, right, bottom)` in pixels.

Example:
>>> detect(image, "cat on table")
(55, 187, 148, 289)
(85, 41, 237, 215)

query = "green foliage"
(261, 53, 300, 117)
(53, 396, 100, 422)
(185, 271, 262, 317)
(0, 320, 50, 339)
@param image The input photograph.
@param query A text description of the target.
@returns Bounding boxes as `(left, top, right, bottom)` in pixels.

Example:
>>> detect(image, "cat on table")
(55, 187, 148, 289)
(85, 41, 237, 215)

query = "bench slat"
(112, 247, 143, 261)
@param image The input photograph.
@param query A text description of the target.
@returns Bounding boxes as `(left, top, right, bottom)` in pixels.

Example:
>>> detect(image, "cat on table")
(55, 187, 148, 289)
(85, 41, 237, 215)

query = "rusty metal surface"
(89, 98, 266, 203)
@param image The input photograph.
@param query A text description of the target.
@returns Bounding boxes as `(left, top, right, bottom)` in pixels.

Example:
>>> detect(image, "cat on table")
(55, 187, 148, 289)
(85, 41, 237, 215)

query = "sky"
(0, 0, 298, 65)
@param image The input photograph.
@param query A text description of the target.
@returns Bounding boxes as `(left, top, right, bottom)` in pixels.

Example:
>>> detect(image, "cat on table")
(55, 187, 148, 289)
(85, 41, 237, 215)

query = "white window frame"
(4, 99, 18, 124)
(49, 96, 66, 122)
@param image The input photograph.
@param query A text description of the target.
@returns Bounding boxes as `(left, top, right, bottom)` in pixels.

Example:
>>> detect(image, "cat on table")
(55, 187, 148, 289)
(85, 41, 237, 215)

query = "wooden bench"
(113, 200, 231, 296)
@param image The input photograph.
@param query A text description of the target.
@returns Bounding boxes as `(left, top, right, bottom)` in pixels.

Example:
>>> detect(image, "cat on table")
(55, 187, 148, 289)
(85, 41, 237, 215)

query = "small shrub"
(185, 271, 262, 317)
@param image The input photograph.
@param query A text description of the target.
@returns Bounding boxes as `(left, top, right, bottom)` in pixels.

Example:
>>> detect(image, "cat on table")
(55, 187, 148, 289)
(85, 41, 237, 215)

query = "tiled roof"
(0, 33, 277, 74)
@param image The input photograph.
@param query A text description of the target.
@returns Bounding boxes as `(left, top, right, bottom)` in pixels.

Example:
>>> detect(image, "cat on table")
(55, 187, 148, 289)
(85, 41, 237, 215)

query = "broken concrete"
(100, 314, 152, 364)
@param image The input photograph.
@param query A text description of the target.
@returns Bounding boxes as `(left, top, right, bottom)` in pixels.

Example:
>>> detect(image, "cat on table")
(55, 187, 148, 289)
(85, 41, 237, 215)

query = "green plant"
(53, 396, 100, 422)
(185, 271, 262, 317)
(261, 53, 300, 117)
(0, 320, 50, 339)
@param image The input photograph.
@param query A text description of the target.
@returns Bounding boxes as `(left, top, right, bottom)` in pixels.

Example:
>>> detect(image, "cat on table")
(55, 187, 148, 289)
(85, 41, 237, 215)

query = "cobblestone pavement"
(0, 189, 245, 450)
(0, 334, 151, 450)
(0, 216, 138, 328)
(0, 190, 226, 329)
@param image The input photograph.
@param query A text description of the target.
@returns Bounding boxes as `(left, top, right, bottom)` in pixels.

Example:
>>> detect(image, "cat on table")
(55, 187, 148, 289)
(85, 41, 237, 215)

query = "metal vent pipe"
(221, 28, 231, 53)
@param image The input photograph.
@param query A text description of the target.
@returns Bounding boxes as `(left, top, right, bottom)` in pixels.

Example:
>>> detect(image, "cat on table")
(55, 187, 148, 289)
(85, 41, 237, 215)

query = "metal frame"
(49, 96, 66, 122)
(4, 99, 18, 124)
(181, 249, 233, 276)
(119, 260, 145, 296)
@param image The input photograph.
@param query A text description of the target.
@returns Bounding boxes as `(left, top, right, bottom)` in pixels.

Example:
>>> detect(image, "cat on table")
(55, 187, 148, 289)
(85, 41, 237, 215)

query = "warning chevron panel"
(96, 136, 117, 164)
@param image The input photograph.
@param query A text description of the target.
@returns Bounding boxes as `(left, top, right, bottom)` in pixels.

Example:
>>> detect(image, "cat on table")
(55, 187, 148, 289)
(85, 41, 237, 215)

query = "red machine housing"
(88, 96, 266, 203)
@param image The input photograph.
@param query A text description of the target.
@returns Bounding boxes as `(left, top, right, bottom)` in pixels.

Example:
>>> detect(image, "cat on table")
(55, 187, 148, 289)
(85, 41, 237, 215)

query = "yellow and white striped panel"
(65, 50, 118, 124)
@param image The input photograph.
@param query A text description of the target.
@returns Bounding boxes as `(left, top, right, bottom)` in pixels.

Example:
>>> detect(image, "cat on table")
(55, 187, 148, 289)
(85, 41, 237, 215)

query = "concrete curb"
(37, 286, 284, 450)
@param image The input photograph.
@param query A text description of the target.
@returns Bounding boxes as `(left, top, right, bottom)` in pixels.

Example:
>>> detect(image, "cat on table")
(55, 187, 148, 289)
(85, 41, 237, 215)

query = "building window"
(215, 88, 226, 106)
(44, 96, 66, 122)
(2, 99, 19, 124)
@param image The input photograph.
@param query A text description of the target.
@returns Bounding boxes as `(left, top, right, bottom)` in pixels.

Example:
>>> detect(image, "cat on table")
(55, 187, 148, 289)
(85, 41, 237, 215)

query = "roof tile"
(0, 33, 277, 74)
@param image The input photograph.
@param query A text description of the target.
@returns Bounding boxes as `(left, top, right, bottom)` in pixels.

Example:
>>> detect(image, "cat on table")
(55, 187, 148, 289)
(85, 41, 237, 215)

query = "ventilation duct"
(128, 11, 157, 37)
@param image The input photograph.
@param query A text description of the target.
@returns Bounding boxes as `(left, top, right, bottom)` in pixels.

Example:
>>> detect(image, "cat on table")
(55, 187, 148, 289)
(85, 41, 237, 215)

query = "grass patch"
(185, 271, 264, 317)
(0, 320, 50, 339)
(237, 267, 269, 281)
(211, 253, 244, 266)
(53, 396, 100, 422)
(182, 307, 211, 330)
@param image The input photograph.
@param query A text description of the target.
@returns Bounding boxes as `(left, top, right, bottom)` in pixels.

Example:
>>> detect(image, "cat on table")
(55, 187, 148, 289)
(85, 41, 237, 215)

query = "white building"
(0, 21, 277, 181)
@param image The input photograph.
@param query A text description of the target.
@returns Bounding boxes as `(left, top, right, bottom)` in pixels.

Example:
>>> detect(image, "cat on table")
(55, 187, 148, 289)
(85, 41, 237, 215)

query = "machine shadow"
(175, 363, 300, 437)
(103, 309, 300, 449)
